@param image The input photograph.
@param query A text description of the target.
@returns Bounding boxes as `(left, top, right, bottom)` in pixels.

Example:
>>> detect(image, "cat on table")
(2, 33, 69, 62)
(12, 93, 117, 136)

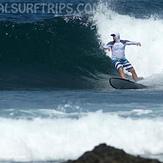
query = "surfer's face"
(112, 35, 118, 42)
(112, 35, 116, 41)
(111, 33, 120, 41)
(112, 34, 120, 41)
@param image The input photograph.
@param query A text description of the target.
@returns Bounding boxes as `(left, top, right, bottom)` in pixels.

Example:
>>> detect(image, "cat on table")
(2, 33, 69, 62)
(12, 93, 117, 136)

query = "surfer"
(104, 32, 142, 81)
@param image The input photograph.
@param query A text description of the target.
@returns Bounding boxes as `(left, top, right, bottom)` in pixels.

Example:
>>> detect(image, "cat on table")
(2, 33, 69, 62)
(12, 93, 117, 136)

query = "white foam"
(0, 112, 163, 161)
(139, 73, 163, 89)
(92, 3, 163, 82)
(114, 109, 153, 117)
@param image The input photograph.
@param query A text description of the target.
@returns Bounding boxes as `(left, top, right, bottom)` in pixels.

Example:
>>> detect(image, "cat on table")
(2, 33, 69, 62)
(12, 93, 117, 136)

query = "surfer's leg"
(112, 59, 126, 79)
(129, 68, 138, 81)
(118, 67, 126, 79)
(123, 59, 139, 81)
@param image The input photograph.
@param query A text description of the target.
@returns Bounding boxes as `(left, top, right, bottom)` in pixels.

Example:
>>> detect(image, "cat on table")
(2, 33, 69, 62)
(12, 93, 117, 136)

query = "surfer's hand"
(137, 42, 141, 46)
(104, 48, 110, 52)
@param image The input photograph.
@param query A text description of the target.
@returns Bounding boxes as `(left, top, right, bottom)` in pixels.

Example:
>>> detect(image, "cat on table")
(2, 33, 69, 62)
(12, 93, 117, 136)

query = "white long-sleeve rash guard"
(104, 40, 138, 60)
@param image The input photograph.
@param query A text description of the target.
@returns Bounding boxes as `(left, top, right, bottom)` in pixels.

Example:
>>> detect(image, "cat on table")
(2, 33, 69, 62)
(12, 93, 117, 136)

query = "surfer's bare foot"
(136, 77, 144, 82)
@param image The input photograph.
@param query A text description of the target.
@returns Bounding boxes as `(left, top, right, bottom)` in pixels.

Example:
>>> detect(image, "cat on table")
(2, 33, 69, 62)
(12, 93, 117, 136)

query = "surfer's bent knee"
(128, 67, 135, 73)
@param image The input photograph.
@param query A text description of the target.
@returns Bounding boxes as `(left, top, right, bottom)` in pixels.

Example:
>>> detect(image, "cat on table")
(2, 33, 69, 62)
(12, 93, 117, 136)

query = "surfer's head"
(111, 32, 120, 41)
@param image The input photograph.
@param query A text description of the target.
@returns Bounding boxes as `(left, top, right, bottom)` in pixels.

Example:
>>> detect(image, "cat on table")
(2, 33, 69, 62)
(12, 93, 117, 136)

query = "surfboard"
(109, 77, 147, 89)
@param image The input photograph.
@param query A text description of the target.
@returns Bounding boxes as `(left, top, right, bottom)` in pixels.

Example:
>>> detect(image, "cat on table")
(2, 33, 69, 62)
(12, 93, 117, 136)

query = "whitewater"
(0, 111, 163, 161)
(0, 89, 163, 162)
(93, 5, 163, 88)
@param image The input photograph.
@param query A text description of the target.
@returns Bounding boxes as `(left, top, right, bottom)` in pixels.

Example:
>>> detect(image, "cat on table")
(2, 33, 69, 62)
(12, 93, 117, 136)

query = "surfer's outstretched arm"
(126, 41, 141, 46)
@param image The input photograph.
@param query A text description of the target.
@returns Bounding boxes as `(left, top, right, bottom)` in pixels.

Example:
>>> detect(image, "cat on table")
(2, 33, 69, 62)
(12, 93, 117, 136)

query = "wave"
(107, 0, 163, 18)
(93, 3, 163, 88)
(0, 111, 163, 162)
(0, 17, 114, 89)
(1, 0, 163, 89)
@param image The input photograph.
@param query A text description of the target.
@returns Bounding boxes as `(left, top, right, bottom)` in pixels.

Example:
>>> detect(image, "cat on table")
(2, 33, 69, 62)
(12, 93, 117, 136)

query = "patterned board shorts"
(112, 58, 133, 72)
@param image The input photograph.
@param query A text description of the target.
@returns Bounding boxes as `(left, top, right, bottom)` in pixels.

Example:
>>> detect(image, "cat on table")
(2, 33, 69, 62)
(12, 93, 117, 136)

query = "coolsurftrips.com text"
(0, 2, 103, 16)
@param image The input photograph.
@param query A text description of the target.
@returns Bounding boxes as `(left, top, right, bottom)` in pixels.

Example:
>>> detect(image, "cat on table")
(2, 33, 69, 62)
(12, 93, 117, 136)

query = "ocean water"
(0, 89, 163, 162)
(0, 0, 163, 162)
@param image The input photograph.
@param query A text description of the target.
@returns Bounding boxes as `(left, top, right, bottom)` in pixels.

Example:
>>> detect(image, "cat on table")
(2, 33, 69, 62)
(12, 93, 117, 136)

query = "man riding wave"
(104, 32, 143, 81)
